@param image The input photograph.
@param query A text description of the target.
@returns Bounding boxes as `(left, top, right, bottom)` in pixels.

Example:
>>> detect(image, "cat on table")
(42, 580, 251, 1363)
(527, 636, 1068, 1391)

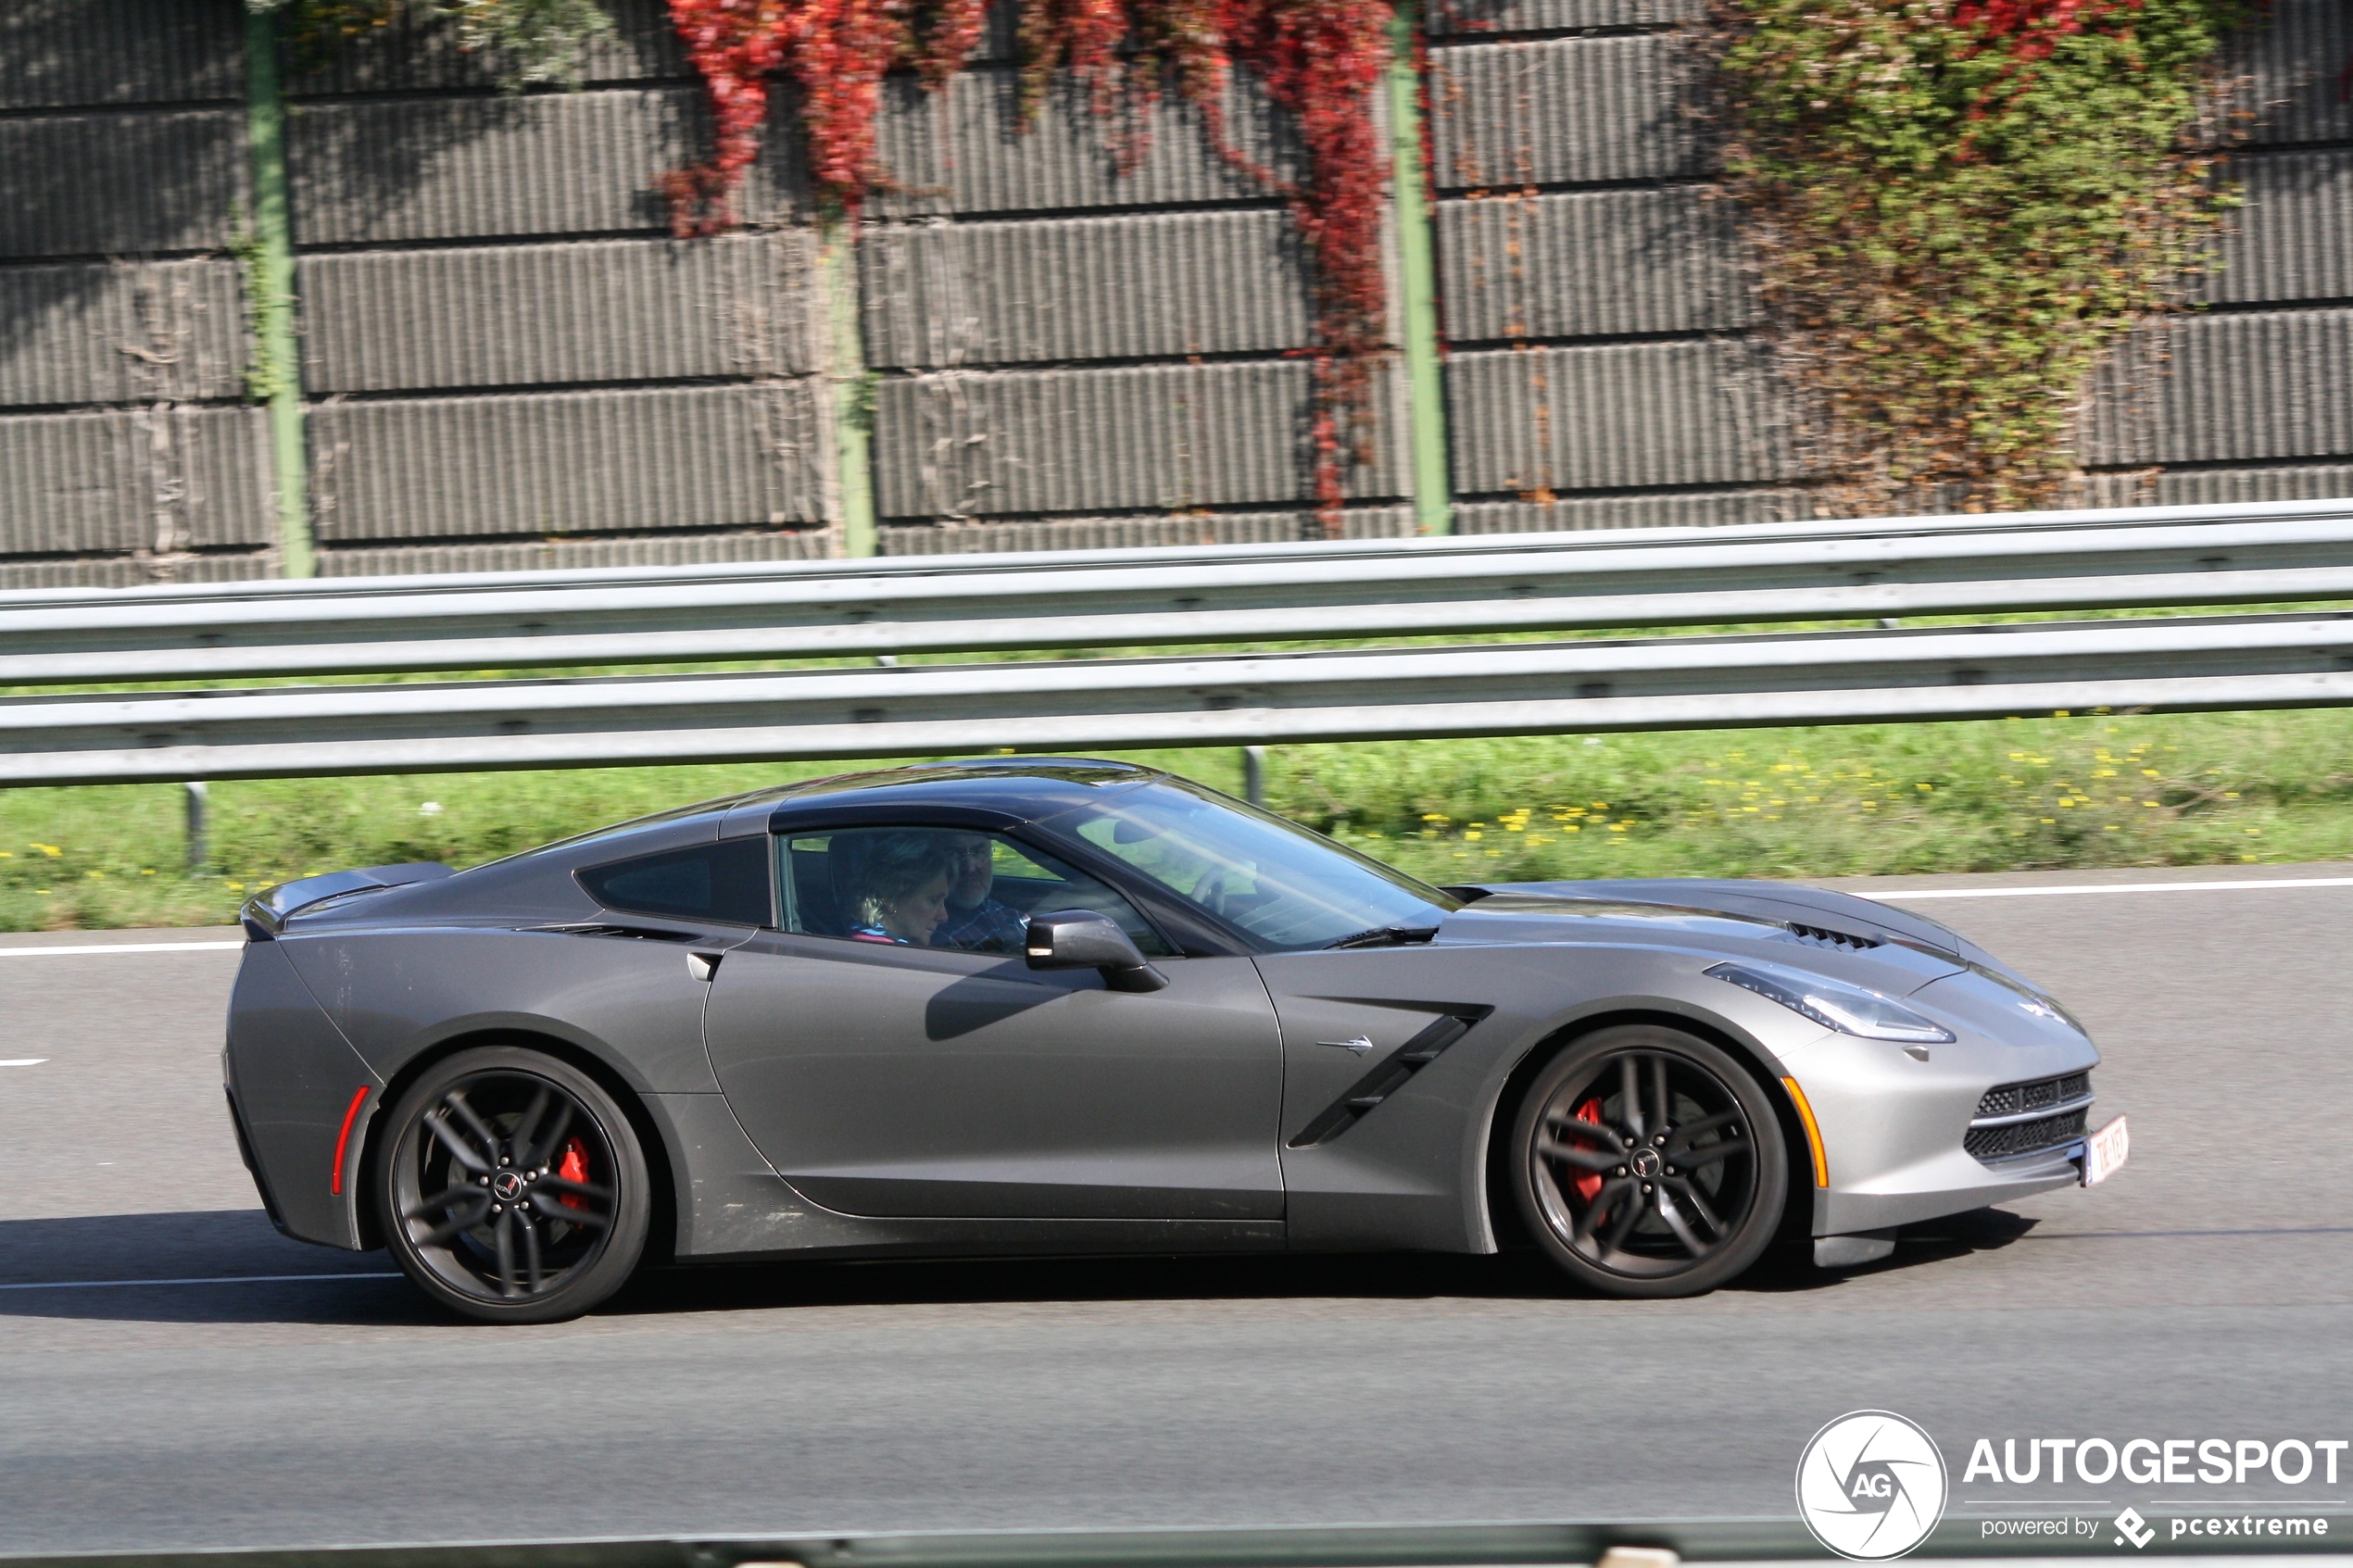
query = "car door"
(702, 824, 1285, 1221)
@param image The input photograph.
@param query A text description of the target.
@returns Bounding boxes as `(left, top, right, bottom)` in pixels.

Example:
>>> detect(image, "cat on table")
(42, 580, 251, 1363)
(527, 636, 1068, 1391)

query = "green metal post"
(244, 5, 313, 578)
(822, 227, 878, 558)
(1389, 0, 1452, 536)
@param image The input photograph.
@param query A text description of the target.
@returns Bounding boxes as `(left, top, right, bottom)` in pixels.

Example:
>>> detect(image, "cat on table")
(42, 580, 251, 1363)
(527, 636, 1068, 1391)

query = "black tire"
(374, 1045, 650, 1323)
(1510, 1023, 1788, 1298)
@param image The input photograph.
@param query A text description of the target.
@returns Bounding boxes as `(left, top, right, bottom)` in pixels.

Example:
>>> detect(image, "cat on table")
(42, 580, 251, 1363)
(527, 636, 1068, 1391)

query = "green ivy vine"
(1717, 0, 2250, 512)
(228, 224, 297, 404)
(245, 0, 614, 90)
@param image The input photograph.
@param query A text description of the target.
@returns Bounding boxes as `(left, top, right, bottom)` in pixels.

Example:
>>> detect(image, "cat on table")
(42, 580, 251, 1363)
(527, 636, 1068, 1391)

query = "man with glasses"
(931, 832, 1030, 954)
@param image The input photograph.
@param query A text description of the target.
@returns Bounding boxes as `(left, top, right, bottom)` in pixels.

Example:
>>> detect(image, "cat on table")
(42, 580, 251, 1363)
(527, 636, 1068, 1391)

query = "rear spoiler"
(240, 862, 456, 939)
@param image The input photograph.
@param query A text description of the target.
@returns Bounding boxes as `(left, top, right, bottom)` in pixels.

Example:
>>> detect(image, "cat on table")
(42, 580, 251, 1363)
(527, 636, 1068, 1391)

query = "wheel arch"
(352, 1026, 682, 1265)
(1478, 1007, 1815, 1252)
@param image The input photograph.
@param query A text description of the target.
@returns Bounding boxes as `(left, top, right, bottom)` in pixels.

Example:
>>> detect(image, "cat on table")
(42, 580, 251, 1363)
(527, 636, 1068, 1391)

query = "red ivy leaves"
(1225, 0, 1394, 521)
(661, 0, 790, 234)
(1017, 0, 1132, 130)
(1947, 0, 2148, 136)
(661, 0, 903, 229)
(790, 0, 903, 213)
(1955, 0, 2138, 57)
(663, 0, 1397, 529)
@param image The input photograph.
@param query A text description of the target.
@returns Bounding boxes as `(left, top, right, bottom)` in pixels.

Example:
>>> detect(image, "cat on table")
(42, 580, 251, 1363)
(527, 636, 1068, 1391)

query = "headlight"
(1706, 960, 1956, 1044)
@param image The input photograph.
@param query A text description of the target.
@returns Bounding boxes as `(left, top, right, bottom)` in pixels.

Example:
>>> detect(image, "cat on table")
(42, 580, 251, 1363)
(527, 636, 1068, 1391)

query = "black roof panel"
(766, 759, 1162, 824)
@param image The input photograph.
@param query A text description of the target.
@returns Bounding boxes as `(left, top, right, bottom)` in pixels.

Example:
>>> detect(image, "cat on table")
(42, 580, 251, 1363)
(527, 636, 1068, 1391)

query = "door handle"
(686, 951, 724, 983)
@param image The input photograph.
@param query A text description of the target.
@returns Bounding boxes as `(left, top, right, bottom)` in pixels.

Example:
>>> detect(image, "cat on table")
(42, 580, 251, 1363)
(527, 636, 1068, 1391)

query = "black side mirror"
(1025, 909, 1168, 992)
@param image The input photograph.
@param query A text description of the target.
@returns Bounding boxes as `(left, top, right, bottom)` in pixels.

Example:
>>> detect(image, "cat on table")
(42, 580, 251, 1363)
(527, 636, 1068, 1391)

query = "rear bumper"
(223, 941, 381, 1250)
(223, 1085, 296, 1241)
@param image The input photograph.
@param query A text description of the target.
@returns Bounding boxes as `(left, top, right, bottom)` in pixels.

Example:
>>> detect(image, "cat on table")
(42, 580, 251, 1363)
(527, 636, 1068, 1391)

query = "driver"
(930, 832, 1029, 953)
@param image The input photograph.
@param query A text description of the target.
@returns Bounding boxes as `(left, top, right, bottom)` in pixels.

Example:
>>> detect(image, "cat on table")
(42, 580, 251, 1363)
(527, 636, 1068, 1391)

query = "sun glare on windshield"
(1043, 780, 1458, 951)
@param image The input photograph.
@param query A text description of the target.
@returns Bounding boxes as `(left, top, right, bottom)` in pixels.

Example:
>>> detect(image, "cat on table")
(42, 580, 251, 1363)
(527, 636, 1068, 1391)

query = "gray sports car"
(226, 759, 2121, 1323)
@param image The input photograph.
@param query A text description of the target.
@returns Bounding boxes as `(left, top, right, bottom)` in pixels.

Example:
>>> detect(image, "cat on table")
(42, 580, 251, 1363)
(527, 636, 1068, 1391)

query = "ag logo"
(1795, 1410, 1949, 1561)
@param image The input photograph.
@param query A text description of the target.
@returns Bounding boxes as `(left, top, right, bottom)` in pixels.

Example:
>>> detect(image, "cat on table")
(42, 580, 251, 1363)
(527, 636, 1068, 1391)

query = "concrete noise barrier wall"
(0, 0, 2347, 585)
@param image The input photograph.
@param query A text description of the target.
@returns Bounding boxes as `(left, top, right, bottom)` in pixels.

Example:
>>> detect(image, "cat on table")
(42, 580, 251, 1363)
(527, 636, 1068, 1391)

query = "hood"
(1456, 876, 2032, 985)
(1434, 889, 1969, 996)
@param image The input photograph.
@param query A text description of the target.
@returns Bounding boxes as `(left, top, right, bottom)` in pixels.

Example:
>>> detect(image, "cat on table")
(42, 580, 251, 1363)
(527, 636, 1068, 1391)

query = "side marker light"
(330, 1085, 371, 1196)
(1781, 1076, 1829, 1188)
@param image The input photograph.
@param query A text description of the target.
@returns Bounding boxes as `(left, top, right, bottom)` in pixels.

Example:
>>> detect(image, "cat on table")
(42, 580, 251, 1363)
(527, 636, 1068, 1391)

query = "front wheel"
(374, 1045, 651, 1323)
(1511, 1024, 1788, 1298)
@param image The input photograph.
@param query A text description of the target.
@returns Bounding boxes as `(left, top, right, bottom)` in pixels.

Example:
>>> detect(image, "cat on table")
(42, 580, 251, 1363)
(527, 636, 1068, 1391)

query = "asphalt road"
(3, 865, 2350, 1555)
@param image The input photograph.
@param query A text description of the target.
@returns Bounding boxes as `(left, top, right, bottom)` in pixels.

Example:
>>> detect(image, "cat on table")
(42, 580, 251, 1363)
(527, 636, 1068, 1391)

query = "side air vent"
(1784, 922, 1882, 951)
(536, 922, 698, 943)
(1288, 1010, 1489, 1148)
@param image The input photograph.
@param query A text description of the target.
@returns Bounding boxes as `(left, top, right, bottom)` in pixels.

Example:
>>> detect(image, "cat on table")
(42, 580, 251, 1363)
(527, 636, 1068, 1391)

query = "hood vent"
(1783, 921, 1883, 951)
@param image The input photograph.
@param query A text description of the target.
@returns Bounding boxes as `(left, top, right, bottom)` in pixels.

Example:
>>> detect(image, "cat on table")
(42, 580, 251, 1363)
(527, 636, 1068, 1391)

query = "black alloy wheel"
(375, 1045, 650, 1323)
(1511, 1024, 1788, 1298)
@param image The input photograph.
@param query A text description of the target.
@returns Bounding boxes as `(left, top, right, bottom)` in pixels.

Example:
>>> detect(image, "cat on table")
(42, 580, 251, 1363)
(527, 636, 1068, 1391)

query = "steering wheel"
(1190, 867, 1236, 918)
(1192, 867, 1276, 924)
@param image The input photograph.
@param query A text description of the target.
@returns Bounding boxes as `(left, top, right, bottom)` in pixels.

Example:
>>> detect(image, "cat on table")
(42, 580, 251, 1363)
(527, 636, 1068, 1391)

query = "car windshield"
(1037, 778, 1458, 951)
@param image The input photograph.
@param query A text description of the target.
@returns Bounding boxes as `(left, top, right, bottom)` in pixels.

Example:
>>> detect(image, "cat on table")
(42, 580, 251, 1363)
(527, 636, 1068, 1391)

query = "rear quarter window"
(577, 839, 772, 926)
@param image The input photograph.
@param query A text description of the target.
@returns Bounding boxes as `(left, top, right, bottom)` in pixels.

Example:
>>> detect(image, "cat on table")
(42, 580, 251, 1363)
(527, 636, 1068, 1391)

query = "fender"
(1460, 983, 1803, 1253)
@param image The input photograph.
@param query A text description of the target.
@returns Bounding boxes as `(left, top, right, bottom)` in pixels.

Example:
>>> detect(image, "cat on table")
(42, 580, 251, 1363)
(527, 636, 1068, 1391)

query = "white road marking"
(0, 1058, 47, 1066)
(1880, 876, 2353, 900)
(0, 940, 244, 959)
(0, 1272, 400, 1292)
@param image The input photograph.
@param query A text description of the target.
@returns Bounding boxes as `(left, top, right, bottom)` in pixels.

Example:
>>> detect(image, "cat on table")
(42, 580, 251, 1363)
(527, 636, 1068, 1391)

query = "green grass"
(3, 706, 2348, 931)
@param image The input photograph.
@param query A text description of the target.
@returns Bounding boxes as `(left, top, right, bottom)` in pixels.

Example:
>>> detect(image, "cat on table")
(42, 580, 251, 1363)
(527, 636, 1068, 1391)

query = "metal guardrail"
(6, 611, 2349, 786)
(1, 496, 2348, 786)
(0, 497, 2348, 684)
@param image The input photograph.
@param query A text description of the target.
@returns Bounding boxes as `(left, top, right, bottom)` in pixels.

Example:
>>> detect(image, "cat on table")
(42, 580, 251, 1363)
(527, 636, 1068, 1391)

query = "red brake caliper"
(1572, 1098, 1605, 1203)
(557, 1135, 591, 1213)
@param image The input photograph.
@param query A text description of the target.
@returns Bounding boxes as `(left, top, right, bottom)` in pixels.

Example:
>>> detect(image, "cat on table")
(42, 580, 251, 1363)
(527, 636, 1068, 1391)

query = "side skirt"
(681, 1219, 1287, 1267)
(646, 1091, 1287, 1261)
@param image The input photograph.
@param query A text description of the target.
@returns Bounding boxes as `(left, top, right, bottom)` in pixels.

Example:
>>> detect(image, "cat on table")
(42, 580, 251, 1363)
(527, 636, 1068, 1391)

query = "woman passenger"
(840, 831, 953, 946)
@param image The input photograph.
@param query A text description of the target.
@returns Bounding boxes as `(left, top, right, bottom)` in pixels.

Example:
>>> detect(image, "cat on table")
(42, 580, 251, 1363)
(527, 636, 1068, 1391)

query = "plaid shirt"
(933, 897, 1028, 954)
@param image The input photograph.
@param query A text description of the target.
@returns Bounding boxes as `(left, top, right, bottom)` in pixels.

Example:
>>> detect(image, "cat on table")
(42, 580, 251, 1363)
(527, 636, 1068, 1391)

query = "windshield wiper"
(1326, 923, 1441, 949)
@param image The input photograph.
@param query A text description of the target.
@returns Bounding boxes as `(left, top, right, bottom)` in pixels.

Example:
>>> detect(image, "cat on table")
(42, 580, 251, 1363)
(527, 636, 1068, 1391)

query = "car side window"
(577, 838, 773, 926)
(777, 827, 1170, 956)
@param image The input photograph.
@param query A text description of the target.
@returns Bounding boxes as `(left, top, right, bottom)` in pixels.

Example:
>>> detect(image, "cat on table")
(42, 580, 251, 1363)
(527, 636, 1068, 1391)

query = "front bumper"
(1813, 1142, 2083, 1235)
(1781, 987, 2103, 1236)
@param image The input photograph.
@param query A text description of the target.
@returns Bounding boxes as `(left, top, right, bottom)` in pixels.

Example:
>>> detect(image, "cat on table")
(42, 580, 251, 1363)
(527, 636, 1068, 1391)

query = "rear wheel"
(374, 1045, 650, 1323)
(1511, 1024, 1787, 1298)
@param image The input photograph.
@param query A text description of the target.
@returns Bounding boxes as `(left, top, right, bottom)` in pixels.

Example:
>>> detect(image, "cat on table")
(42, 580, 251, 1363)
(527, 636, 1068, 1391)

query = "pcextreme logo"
(1796, 1411, 1952, 1561)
